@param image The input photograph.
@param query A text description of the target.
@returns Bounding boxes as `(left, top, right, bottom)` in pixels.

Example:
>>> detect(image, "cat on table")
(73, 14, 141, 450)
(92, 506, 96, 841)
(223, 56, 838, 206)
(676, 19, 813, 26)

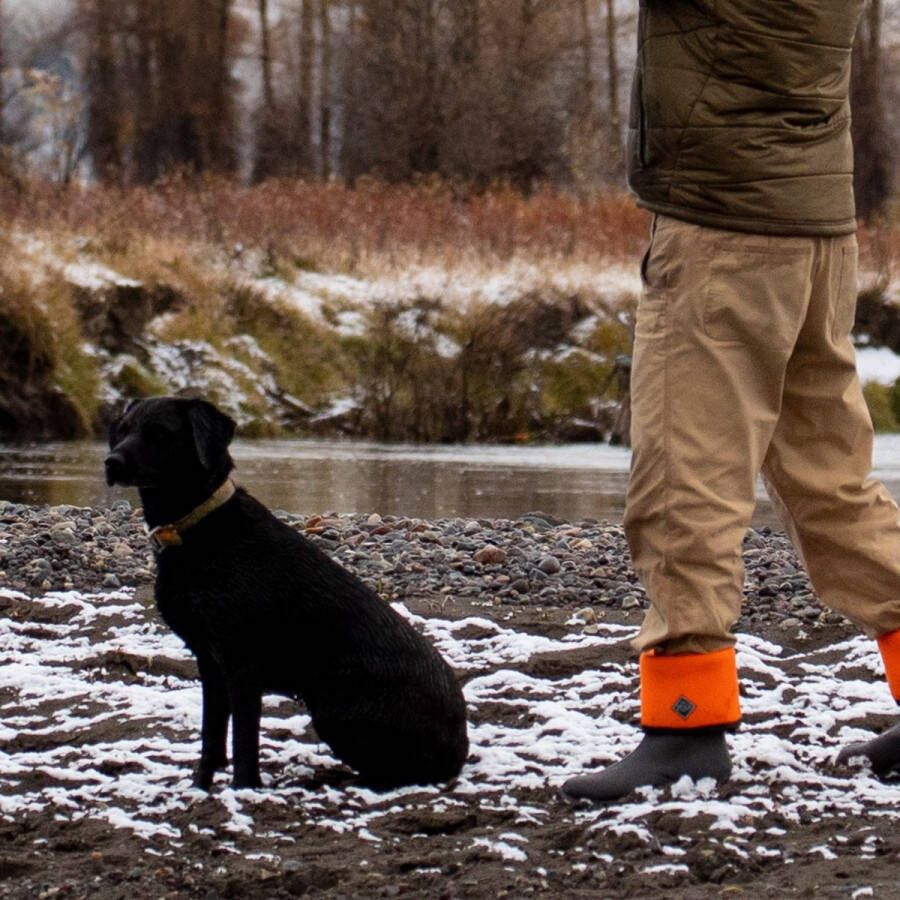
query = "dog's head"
(105, 397, 236, 489)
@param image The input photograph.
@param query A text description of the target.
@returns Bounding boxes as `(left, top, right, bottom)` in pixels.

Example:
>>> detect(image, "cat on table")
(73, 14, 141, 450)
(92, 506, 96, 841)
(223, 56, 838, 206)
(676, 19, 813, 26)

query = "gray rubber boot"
(837, 722, 900, 778)
(560, 731, 732, 803)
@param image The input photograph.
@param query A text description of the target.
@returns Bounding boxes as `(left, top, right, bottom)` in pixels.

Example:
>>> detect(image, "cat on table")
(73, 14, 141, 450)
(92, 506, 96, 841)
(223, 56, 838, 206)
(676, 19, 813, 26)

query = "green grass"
(863, 380, 900, 432)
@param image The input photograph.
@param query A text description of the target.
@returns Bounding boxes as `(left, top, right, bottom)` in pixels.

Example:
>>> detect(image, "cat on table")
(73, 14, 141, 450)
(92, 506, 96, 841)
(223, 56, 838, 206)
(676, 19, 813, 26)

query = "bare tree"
(82, 0, 122, 182)
(604, 0, 622, 173)
(81, 0, 240, 182)
(319, 0, 332, 176)
(852, 0, 892, 221)
(0, 0, 5, 149)
(297, 0, 315, 172)
(259, 0, 274, 110)
(252, 0, 280, 180)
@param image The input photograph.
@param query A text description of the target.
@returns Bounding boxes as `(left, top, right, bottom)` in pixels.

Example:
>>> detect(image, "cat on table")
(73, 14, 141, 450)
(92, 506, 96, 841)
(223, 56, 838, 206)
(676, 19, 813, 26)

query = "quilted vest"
(627, 0, 865, 235)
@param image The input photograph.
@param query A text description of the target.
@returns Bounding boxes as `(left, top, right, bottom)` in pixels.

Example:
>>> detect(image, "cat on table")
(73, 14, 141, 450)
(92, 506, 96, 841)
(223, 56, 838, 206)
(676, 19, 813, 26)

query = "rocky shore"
(0, 499, 850, 636)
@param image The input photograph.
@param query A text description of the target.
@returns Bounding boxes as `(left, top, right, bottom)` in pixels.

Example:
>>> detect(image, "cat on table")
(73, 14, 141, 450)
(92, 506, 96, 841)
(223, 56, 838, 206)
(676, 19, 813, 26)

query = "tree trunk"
(85, 0, 122, 182)
(0, 0, 5, 148)
(259, 0, 274, 111)
(579, 0, 595, 111)
(605, 0, 623, 176)
(253, 0, 279, 180)
(297, 0, 315, 173)
(851, 0, 890, 221)
(209, 0, 235, 172)
(319, 0, 331, 177)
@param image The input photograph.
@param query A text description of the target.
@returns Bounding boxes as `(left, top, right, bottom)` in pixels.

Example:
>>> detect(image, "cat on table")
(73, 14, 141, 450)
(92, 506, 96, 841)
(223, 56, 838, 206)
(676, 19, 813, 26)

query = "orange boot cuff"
(640, 646, 741, 730)
(877, 629, 900, 701)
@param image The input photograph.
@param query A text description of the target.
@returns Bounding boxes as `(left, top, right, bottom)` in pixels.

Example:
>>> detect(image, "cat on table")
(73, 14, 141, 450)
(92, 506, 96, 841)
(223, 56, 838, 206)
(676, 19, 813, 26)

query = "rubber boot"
(839, 632, 900, 779)
(837, 722, 900, 779)
(560, 730, 732, 803)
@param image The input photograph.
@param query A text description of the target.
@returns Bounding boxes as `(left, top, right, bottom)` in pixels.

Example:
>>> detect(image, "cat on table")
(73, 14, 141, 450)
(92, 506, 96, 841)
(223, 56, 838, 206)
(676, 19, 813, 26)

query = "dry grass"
(3, 174, 897, 281)
(0, 175, 650, 275)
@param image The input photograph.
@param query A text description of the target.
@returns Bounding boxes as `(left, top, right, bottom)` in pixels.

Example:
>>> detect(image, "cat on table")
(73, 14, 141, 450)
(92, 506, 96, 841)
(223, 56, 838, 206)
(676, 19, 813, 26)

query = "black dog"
(105, 396, 468, 790)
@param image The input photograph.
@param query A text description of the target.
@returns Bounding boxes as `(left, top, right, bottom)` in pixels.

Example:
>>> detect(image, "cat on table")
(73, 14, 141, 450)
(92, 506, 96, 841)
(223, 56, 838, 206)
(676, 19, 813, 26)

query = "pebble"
(538, 555, 561, 575)
(474, 545, 507, 566)
(50, 526, 77, 547)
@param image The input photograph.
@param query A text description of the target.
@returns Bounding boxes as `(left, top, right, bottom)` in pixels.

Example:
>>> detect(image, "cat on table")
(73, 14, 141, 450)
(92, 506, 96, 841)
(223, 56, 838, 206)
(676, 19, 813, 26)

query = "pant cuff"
(640, 646, 741, 729)
(877, 629, 900, 701)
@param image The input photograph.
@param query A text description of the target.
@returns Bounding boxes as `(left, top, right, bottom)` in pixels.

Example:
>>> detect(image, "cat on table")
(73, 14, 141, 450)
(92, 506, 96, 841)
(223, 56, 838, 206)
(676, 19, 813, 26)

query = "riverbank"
(2, 502, 899, 898)
(0, 182, 647, 444)
(3, 179, 900, 444)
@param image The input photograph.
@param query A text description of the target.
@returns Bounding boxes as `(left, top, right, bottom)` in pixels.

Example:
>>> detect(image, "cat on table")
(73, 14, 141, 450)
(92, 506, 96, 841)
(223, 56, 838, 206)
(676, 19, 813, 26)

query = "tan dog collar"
(148, 479, 236, 553)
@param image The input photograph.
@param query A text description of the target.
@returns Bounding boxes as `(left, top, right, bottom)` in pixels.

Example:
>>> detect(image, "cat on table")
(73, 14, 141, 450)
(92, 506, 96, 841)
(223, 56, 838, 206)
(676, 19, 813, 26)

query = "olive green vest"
(628, 0, 865, 236)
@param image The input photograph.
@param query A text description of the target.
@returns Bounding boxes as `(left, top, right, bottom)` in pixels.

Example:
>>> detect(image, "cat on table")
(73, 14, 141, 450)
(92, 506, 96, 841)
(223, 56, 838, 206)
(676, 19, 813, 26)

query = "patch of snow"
(856, 346, 900, 385)
(642, 863, 689, 875)
(251, 276, 324, 322)
(310, 396, 359, 423)
(3, 585, 900, 863)
(471, 837, 528, 862)
(62, 262, 141, 291)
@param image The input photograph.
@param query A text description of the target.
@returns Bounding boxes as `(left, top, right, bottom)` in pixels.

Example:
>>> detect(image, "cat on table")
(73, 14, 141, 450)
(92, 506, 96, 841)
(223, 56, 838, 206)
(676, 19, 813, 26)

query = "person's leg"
(563, 217, 815, 802)
(758, 234, 900, 775)
(761, 235, 900, 639)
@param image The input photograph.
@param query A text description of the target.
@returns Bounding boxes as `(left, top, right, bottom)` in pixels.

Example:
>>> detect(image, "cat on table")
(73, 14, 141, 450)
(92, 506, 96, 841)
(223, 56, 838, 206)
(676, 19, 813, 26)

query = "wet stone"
(538, 555, 561, 575)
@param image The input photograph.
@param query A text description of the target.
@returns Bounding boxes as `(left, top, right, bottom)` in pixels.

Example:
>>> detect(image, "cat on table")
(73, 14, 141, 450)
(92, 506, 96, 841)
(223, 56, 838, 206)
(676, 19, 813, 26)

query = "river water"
(1, 436, 899, 527)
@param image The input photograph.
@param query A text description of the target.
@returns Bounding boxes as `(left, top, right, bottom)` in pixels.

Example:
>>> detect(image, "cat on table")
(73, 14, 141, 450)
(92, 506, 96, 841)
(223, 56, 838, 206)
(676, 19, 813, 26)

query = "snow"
(471, 837, 528, 862)
(253, 260, 641, 319)
(856, 346, 900, 385)
(3, 585, 900, 864)
(62, 262, 141, 291)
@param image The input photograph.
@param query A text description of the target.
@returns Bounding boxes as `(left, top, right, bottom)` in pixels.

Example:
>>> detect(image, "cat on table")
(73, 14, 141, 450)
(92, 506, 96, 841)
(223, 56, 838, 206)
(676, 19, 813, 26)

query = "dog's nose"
(104, 453, 127, 486)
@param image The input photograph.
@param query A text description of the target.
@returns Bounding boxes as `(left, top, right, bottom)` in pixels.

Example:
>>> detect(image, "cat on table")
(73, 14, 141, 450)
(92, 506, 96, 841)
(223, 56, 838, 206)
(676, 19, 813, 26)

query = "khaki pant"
(626, 215, 900, 656)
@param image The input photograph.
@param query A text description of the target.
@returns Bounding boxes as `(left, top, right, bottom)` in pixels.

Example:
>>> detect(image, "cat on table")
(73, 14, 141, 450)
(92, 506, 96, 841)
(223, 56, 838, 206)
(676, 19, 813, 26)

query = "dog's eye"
(142, 423, 170, 442)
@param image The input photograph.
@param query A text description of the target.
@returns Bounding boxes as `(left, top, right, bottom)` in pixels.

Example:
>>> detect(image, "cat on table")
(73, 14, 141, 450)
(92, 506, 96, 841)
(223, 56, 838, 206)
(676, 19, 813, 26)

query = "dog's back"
(155, 489, 469, 787)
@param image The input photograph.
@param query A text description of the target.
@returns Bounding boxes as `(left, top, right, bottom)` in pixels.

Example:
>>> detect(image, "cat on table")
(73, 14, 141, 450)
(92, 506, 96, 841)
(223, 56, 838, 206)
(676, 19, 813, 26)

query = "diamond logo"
(672, 696, 696, 719)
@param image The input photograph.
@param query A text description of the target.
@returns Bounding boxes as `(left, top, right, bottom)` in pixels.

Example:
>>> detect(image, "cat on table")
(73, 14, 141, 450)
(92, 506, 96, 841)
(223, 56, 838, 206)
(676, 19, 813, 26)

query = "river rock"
(474, 545, 507, 566)
(572, 607, 597, 625)
(538, 555, 561, 575)
(50, 526, 77, 547)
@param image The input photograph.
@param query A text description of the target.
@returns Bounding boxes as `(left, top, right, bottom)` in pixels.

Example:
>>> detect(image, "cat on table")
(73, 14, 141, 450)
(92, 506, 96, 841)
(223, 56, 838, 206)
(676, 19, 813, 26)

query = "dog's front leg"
(228, 675, 263, 789)
(194, 654, 229, 790)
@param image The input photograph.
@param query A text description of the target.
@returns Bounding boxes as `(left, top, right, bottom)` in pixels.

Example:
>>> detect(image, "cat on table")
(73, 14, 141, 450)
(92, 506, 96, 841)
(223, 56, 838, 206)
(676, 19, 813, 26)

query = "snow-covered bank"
(4, 227, 900, 442)
(3, 230, 642, 442)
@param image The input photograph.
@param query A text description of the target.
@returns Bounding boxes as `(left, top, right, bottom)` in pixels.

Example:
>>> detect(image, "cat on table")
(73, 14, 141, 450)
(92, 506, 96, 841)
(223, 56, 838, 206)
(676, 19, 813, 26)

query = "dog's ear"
(187, 399, 236, 470)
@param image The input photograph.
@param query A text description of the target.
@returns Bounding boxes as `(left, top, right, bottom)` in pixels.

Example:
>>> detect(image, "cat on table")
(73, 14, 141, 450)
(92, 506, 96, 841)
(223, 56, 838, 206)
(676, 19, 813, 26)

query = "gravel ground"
(0, 499, 852, 637)
(3, 500, 897, 899)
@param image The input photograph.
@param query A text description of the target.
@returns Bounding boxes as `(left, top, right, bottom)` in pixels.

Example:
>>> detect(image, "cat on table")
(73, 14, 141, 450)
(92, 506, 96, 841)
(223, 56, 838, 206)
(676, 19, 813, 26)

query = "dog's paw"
(193, 767, 215, 791)
(193, 756, 227, 791)
(232, 771, 263, 790)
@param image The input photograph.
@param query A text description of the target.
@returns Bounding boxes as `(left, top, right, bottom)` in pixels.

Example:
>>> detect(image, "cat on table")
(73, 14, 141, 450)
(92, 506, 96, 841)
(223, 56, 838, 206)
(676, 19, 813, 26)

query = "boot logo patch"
(672, 696, 696, 720)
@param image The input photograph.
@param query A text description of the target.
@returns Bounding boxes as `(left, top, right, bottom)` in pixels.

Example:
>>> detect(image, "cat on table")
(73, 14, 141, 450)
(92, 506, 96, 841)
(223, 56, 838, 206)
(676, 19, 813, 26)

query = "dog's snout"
(104, 452, 128, 486)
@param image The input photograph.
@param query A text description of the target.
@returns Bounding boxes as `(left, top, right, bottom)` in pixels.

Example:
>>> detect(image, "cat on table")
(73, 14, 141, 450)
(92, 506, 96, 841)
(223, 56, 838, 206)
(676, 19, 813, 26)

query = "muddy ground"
(1, 578, 898, 899)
